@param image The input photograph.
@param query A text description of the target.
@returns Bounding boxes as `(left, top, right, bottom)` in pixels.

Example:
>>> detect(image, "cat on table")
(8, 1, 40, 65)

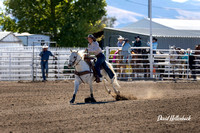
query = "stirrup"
(95, 77, 102, 83)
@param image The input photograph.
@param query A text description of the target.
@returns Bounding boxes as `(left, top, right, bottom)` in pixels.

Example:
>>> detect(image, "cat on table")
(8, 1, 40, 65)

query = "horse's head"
(68, 49, 82, 68)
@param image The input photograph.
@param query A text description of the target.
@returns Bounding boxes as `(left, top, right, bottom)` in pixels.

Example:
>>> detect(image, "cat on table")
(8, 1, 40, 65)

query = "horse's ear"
(76, 50, 79, 53)
(70, 49, 72, 52)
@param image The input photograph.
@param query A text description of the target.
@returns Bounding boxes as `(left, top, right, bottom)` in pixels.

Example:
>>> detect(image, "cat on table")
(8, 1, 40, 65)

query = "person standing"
(122, 38, 131, 63)
(147, 37, 158, 54)
(116, 36, 124, 47)
(39, 44, 56, 82)
(133, 36, 142, 53)
(86, 34, 115, 83)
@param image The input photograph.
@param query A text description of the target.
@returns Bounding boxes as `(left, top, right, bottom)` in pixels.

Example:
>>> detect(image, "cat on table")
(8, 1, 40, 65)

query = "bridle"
(69, 54, 82, 67)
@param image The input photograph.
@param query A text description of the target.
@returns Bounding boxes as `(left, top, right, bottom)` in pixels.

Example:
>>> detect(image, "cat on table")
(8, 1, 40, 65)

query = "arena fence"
(0, 46, 200, 81)
(105, 47, 200, 81)
(0, 46, 84, 81)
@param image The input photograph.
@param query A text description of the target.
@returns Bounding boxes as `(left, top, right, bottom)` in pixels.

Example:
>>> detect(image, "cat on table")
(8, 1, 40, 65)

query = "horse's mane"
(77, 50, 85, 59)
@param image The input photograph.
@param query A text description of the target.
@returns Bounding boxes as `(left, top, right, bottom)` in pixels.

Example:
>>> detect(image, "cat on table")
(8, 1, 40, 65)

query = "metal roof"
(104, 27, 200, 38)
(152, 18, 200, 30)
(14, 32, 49, 37)
(0, 32, 11, 41)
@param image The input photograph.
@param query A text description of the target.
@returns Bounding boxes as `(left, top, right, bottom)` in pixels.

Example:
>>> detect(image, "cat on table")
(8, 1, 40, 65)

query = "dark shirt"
(133, 40, 142, 47)
(39, 51, 54, 61)
(189, 55, 196, 69)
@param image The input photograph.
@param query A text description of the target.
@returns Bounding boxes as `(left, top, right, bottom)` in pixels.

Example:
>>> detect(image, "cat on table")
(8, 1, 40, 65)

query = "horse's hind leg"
(111, 81, 120, 95)
(70, 80, 80, 103)
(103, 78, 111, 94)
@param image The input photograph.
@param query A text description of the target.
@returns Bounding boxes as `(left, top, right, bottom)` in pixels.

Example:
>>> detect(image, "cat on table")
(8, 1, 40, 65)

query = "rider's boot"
(95, 76, 102, 83)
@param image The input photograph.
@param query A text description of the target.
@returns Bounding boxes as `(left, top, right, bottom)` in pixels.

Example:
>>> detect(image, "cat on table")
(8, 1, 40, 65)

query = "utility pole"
(148, 0, 153, 79)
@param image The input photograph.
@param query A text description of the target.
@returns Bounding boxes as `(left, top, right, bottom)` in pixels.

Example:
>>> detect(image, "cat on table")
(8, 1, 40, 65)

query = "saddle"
(84, 56, 103, 80)
(84, 56, 96, 76)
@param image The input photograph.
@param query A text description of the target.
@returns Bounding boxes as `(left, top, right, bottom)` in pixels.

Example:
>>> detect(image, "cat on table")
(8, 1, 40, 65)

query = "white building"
(0, 32, 23, 47)
(15, 33, 50, 46)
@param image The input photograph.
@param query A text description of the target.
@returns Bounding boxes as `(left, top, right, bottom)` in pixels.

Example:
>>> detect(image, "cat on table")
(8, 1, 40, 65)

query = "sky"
(1, 0, 200, 28)
(106, 0, 200, 27)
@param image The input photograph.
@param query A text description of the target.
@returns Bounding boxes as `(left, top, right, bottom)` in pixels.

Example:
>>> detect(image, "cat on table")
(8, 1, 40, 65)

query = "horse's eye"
(74, 56, 76, 58)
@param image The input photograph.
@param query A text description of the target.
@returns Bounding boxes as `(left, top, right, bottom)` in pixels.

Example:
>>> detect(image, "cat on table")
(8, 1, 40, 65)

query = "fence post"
(57, 52, 60, 80)
(186, 50, 189, 80)
(105, 47, 109, 61)
(9, 53, 11, 81)
(32, 43, 35, 81)
(168, 49, 171, 79)
(35, 52, 38, 81)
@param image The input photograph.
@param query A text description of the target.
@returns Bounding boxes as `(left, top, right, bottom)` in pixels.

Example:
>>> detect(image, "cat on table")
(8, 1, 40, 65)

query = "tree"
(1, 0, 107, 47)
(0, 12, 18, 32)
(101, 16, 116, 28)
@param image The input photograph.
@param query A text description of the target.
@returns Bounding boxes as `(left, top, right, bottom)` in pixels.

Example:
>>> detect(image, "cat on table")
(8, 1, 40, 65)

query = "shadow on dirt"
(72, 100, 117, 105)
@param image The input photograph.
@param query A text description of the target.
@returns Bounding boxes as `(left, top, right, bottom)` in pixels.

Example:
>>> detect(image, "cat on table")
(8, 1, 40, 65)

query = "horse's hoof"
(108, 90, 111, 94)
(91, 97, 96, 103)
(115, 90, 120, 95)
(70, 99, 75, 104)
(85, 97, 96, 103)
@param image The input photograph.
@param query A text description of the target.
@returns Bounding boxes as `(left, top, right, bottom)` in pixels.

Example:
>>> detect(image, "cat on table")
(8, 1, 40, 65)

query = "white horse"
(68, 50, 120, 103)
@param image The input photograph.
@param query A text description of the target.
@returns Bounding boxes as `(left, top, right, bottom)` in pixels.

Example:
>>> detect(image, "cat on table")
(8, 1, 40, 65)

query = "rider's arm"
(39, 51, 43, 57)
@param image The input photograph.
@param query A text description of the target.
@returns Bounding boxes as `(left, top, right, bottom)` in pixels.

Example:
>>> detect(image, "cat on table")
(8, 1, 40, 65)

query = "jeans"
(122, 51, 131, 63)
(41, 61, 48, 80)
(95, 53, 114, 79)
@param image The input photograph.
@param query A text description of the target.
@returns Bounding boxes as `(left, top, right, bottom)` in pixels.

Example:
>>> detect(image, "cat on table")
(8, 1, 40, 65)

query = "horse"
(68, 50, 120, 104)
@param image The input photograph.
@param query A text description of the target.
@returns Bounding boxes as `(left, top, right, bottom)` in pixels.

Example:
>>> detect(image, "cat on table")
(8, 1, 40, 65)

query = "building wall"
(104, 29, 200, 49)
(0, 43, 23, 47)
(0, 33, 23, 47)
(17, 35, 50, 46)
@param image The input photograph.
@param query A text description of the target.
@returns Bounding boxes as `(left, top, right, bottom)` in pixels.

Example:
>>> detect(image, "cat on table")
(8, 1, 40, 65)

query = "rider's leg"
(94, 55, 104, 82)
(102, 61, 114, 79)
(128, 53, 132, 64)
(122, 51, 126, 63)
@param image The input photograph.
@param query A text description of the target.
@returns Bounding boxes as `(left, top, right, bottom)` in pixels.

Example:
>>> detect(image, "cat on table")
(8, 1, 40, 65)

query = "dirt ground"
(0, 80, 200, 133)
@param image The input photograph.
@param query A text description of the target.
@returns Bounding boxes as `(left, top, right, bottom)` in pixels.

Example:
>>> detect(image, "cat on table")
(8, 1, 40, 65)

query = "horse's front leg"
(89, 81, 96, 102)
(70, 79, 80, 104)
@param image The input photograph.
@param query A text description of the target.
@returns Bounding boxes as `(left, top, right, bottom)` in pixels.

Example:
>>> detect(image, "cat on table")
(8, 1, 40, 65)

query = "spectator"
(122, 38, 131, 63)
(117, 36, 124, 47)
(133, 36, 142, 53)
(147, 37, 158, 54)
(189, 52, 196, 80)
(39, 44, 56, 82)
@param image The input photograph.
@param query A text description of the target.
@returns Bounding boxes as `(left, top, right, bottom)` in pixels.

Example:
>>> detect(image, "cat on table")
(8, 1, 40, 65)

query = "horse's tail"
(106, 61, 120, 88)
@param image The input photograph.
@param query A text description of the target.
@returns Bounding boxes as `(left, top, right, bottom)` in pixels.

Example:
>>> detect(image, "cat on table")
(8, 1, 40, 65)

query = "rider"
(86, 34, 115, 83)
